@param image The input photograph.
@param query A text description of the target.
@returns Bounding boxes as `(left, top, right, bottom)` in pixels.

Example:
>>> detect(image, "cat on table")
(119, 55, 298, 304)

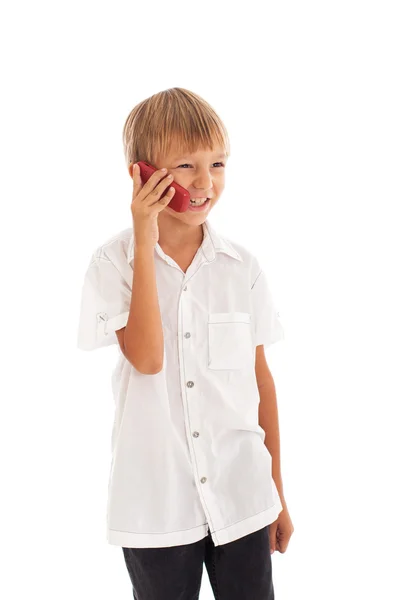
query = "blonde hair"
(122, 87, 230, 169)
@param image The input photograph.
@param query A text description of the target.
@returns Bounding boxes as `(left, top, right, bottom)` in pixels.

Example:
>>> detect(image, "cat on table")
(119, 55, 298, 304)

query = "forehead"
(168, 147, 227, 160)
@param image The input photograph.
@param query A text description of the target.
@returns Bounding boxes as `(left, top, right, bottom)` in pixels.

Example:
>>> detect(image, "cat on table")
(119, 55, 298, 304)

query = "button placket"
(181, 281, 209, 491)
(186, 374, 207, 487)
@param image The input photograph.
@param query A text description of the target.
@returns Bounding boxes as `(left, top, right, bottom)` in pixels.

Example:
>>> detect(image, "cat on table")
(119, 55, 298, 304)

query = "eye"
(176, 162, 225, 168)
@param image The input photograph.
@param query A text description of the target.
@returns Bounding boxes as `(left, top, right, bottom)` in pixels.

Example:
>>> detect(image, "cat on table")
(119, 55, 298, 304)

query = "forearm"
(258, 377, 286, 505)
(124, 244, 164, 374)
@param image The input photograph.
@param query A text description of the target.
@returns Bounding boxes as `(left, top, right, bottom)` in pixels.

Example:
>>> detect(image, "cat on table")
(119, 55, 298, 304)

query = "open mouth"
(188, 198, 211, 211)
(189, 197, 209, 205)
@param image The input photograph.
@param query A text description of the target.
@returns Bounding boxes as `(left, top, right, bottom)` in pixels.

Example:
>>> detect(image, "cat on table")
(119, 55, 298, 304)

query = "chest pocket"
(208, 312, 253, 370)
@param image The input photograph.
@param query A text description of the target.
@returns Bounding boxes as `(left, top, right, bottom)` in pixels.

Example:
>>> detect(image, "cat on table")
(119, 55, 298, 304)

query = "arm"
(255, 344, 286, 507)
(117, 244, 164, 374)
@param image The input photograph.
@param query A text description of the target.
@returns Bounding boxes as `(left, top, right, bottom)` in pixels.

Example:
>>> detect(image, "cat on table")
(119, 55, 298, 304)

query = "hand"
(269, 504, 294, 554)
(131, 163, 176, 248)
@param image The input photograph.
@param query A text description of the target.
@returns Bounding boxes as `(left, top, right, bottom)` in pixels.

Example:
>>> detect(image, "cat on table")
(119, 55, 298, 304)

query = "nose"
(192, 168, 213, 192)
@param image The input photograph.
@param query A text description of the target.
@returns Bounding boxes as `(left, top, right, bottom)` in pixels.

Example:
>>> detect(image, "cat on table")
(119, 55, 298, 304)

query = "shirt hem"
(107, 522, 209, 548)
(210, 500, 283, 546)
(106, 500, 283, 548)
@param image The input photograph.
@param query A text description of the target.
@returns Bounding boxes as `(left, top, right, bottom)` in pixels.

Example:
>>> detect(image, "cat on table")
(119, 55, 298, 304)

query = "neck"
(158, 214, 205, 249)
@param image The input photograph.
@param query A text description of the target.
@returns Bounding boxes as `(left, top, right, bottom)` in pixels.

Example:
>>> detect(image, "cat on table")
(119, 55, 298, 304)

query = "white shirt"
(77, 218, 285, 548)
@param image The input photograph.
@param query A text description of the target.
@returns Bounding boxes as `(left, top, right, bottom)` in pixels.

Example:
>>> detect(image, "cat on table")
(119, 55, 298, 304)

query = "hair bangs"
(122, 88, 230, 169)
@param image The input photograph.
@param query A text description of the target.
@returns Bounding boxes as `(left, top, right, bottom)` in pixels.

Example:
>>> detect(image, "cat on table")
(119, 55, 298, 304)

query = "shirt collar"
(127, 219, 243, 266)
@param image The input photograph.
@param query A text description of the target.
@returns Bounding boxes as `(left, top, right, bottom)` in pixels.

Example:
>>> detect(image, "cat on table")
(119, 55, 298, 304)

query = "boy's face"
(154, 145, 228, 224)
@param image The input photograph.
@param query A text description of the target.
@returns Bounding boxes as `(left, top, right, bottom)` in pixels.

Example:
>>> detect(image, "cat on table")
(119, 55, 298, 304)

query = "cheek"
(172, 173, 189, 188)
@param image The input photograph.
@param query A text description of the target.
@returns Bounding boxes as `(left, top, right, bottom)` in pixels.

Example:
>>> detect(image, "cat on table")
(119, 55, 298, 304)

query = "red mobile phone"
(136, 161, 191, 213)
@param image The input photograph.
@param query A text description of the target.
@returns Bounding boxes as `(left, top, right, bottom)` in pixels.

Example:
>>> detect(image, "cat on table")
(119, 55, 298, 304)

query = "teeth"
(190, 198, 207, 205)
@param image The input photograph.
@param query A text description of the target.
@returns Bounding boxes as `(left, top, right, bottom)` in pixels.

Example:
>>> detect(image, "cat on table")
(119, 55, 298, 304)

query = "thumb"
(132, 163, 143, 198)
(269, 524, 276, 554)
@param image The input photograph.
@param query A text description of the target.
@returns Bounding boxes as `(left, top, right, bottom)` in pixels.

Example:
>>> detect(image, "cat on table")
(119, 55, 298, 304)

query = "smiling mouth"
(189, 197, 212, 205)
(187, 198, 211, 211)
(190, 198, 208, 205)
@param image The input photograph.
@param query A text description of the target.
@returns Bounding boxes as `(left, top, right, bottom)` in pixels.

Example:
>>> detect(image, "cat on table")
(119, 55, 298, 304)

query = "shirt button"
(187, 381, 194, 388)
(97, 312, 109, 335)
(193, 431, 199, 437)
(185, 332, 191, 338)
(200, 477, 207, 484)
(183, 286, 188, 291)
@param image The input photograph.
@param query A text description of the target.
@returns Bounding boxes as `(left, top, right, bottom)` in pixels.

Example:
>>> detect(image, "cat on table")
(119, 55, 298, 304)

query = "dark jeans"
(122, 524, 274, 599)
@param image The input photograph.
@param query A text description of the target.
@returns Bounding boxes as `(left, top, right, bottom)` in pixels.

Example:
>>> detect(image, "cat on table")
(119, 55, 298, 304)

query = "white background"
(1, 1, 399, 598)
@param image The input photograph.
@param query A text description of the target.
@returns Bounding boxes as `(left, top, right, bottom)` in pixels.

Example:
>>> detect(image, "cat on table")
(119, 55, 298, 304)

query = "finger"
(139, 167, 171, 202)
(146, 174, 175, 206)
(151, 185, 175, 212)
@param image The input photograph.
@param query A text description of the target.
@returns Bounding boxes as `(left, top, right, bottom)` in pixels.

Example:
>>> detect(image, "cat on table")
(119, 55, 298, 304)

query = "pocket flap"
(208, 311, 251, 324)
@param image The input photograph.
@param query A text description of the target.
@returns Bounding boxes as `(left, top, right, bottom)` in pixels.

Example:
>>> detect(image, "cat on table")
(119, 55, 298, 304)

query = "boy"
(77, 87, 293, 599)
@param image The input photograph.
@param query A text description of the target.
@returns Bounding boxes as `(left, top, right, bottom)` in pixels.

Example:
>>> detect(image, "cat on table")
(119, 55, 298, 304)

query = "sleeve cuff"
(77, 311, 130, 351)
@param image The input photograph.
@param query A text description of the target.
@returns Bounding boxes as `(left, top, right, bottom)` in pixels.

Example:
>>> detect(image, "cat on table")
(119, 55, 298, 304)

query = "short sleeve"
(250, 268, 285, 348)
(77, 257, 131, 351)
